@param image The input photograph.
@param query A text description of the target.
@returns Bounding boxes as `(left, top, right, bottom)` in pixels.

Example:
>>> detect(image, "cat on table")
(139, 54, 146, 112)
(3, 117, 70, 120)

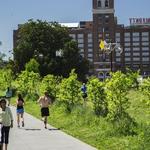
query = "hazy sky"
(0, 0, 150, 58)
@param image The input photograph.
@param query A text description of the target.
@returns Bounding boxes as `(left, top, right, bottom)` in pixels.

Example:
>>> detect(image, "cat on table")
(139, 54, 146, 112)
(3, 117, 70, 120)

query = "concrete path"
(8, 106, 97, 150)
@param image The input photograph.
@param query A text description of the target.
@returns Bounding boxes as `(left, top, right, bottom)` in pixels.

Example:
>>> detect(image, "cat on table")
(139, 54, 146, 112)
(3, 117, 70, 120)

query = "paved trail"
(8, 106, 97, 150)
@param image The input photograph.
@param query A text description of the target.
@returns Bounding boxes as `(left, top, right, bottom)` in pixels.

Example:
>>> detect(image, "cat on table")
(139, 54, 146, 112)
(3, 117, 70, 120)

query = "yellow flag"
(99, 40, 105, 50)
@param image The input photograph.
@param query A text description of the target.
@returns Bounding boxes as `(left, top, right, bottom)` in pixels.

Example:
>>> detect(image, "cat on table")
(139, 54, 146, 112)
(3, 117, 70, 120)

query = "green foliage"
(105, 71, 136, 135)
(0, 69, 14, 90)
(126, 69, 140, 89)
(13, 19, 89, 79)
(25, 58, 39, 73)
(87, 77, 107, 116)
(15, 70, 40, 99)
(140, 77, 150, 105)
(57, 69, 82, 112)
(105, 71, 132, 120)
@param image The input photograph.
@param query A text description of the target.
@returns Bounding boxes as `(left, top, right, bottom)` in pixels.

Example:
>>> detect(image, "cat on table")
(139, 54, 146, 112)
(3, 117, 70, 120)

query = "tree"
(25, 58, 39, 73)
(57, 69, 82, 112)
(13, 19, 89, 80)
(105, 71, 136, 135)
(87, 77, 107, 116)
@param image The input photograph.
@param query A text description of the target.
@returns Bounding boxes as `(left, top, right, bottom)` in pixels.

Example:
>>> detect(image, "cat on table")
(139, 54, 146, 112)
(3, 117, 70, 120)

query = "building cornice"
(93, 9, 115, 14)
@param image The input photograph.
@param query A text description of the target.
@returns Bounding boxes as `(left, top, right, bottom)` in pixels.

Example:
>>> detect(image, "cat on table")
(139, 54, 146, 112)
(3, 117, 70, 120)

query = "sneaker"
(22, 122, 24, 127)
(18, 125, 20, 128)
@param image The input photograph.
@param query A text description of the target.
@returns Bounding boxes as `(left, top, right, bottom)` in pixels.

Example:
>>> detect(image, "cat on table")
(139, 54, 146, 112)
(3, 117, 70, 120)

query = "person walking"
(0, 99, 13, 150)
(37, 92, 51, 129)
(81, 83, 87, 101)
(5, 87, 12, 106)
(16, 94, 25, 128)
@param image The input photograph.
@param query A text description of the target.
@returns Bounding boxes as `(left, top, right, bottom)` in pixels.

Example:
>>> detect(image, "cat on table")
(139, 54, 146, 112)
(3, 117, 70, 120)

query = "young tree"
(87, 77, 107, 116)
(57, 69, 82, 112)
(105, 71, 136, 135)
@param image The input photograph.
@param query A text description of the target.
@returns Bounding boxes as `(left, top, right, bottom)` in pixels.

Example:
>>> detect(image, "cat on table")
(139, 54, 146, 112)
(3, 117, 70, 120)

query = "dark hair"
(18, 93, 23, 100)
(0, 98, 7, 104)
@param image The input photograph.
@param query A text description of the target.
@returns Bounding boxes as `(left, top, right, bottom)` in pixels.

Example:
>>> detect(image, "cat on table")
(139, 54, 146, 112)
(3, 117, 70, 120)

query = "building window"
(88, 43, 93, 47)
(88, 48, 93, 52)
(133, 52, 140, 56)
(132, 32, 140, 37)
(116, 33, 120, 37)
(133, 57, 140, 61)
(133, 37, 140, 42)
(105, 0, 109, 7)
(133, 42, 140, 46)
(124, 32, 130, 37)
(116, 52, 121, 57)
(78, 43, 84, 48)
(142, 47, 149, 51)
(142, 52, 149, 56)
(133, 47, 140, 51)
(97, 0, 101, 8)
(116, 38, 120, 42)
(78, 39, 84, 43)
(125, 37, 130, 42)
(125, 52, 131, 56)
(77, 34, 83, 39)
(88, 33, 92, 38)
(142, 42, 149, 46)
(88, 53, 93, 57)
(88, 39, 93, 43)
(124, 48, 131, 51)
(116, 58, 121, 62)
(125, 43, 131, 46)
(142, 32, 149, 36)
(142, 37, 149, 41)
(125, 58, 131, 61)
(142, 57, 149, 62)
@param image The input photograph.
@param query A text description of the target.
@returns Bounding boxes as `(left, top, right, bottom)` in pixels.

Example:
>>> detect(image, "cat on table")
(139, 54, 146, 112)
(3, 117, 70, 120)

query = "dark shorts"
(17, 108, 24, 114)
(82, 93, 87, 99)
(41, 107, 49, 117)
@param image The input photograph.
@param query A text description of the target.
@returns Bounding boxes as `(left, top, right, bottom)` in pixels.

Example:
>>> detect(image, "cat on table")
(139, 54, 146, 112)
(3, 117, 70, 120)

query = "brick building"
(13, 0, 150, 79)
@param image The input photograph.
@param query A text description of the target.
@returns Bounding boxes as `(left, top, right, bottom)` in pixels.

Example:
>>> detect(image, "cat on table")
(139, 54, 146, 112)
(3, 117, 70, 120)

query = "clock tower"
(92, 0, 116, 76)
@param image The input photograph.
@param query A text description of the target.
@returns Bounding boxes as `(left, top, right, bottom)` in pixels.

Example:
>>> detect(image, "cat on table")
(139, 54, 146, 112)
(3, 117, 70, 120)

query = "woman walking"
(0, 98, 13, 150)
(16, 94, 25, 127)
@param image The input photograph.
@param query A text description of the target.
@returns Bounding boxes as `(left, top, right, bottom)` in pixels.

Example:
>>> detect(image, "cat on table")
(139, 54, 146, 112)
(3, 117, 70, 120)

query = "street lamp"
(99, 40, 122, 72)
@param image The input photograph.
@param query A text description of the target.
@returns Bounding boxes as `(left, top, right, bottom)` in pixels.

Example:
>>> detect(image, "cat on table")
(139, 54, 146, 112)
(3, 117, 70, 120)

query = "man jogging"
(37, 92, 51, 129)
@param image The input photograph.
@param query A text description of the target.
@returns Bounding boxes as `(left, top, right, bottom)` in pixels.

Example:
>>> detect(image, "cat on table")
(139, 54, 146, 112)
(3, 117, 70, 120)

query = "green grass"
(9, 90, 150, 150)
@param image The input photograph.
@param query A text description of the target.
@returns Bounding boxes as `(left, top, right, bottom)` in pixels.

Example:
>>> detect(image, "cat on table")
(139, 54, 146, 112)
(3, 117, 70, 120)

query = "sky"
(0, 0, 150, 59)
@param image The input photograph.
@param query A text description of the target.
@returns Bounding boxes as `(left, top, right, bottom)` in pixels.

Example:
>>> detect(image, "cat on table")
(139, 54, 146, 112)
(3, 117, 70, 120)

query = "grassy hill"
(9, 90, 150, 150)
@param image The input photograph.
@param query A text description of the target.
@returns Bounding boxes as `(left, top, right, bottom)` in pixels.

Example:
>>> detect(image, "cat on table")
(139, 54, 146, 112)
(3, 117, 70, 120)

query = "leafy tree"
(39, 74, 61, 102)
(0, 52, 6, 68)
(87, 77, 107, 116)
(140, 77, 150, 106)
(25, 58, 39, 73)
(105, 71, 136, 135)
(15, 70, 40, 98)
(105, 71, 132, 121)
(0, 69, 14, 90)
(57, 69, 82, 112)
(13, 19, 89, 80)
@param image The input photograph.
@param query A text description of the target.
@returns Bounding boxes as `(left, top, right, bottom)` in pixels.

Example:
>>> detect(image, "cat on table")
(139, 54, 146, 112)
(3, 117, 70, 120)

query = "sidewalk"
(8, 106, 97, 150)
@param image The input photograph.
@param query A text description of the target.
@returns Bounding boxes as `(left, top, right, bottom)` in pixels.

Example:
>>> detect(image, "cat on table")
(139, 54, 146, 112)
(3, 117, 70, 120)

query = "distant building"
(13, 0, 150, 79)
